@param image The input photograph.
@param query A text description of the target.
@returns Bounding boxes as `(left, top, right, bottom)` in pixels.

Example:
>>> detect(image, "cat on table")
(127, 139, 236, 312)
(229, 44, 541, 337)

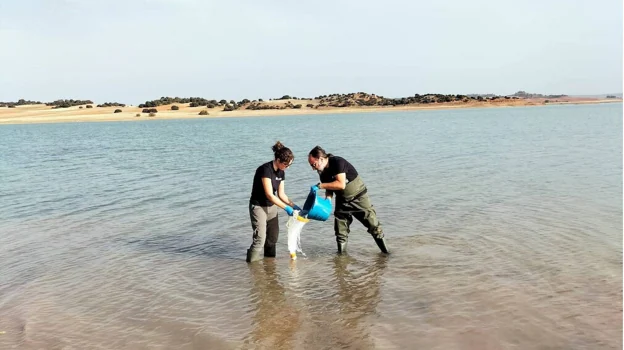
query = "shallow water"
(0, 103, 621, 349)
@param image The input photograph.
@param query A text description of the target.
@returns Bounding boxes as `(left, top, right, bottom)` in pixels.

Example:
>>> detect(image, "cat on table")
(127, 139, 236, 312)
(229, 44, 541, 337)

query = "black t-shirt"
(250, 161, 285, 206)
(319, 156, 359, 184)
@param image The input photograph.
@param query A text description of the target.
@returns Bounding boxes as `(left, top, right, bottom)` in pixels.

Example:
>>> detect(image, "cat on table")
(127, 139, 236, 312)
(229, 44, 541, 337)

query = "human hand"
(293, 205, 302, 211)
(284, 205, 294, 216)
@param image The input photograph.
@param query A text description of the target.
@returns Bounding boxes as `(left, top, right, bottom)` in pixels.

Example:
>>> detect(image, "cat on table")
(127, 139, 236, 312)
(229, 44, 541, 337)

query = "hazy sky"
(1, 0, 622, 104)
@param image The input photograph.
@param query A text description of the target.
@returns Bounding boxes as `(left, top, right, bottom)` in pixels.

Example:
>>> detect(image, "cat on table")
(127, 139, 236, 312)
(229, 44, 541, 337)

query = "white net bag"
(286, 210, 309, 260)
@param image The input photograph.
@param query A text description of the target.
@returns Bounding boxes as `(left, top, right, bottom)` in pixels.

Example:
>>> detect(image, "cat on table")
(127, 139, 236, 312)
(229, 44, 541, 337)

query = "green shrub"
(138, 97, 213, 108)
(199, 110, 208, 115)
(86, 105, 93, 108)
(46, 99, 93, 108)
(171, 105, 179, 110)
(97, 102, 126, 107)
(148, 112, 156, 117)
(114, 109, 122, 113)
(135, 113, 141, 117)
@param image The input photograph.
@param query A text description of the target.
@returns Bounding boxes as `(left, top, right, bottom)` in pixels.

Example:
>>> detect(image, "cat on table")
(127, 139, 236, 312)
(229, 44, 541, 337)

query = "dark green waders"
(333, 176, 389, 254)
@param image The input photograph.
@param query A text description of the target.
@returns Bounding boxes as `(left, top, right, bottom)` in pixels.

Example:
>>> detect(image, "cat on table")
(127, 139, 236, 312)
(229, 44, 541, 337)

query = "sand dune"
(0, 98, 620, 125)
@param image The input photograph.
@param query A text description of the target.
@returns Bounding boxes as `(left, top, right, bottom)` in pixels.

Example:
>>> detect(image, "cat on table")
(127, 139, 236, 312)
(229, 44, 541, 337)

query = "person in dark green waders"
(246, 141, 301, 263)
(308, 146, 389, 254)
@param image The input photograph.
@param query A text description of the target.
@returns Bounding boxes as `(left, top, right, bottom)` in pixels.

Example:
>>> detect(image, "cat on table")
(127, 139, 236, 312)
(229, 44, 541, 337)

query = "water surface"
(0, 103, 621, 349)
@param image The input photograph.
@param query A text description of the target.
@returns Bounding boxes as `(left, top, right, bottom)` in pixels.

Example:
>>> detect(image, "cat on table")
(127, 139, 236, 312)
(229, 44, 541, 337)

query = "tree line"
(0, 99, 43, 108)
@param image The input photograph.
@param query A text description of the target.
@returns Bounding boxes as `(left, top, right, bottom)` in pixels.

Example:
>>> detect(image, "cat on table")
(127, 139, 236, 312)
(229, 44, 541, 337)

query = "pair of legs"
(247, 203, 279, 263)
(334, 193, 388, 254)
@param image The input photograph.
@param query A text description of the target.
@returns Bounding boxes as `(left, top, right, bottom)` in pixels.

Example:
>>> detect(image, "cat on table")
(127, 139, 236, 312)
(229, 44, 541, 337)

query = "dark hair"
(272, 141, 294, 164)
(309, 145, 332, 159)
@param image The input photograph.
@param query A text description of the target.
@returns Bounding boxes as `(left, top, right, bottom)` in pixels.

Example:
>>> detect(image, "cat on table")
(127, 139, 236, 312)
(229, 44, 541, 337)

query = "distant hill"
(511, 91, 568, 99)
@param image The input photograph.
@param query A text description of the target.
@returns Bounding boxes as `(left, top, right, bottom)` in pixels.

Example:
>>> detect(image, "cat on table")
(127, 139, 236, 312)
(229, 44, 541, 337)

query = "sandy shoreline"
(0, 98, 621, 125)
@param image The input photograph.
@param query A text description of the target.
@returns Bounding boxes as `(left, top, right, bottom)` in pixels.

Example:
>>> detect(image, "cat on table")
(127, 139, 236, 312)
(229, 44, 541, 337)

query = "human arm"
(318, 173, 346, 191)
(262, 177, 291, 210)
(325, 190, 334, 200)
(277, 181, 299, 209)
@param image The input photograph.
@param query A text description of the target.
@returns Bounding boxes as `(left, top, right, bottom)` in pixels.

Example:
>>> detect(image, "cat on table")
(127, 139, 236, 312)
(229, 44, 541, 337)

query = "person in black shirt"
(308, 146, 389, 254)
(247, 141, 301, 263)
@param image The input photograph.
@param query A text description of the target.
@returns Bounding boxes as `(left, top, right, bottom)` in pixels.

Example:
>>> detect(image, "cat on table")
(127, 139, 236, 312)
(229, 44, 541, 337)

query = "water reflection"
(243, 261, 301, 350)
(333, 255, 387, 349)
(296, 255, 388, 350)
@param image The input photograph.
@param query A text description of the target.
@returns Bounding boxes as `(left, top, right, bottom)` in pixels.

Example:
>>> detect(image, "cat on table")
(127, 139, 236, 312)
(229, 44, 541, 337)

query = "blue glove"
(293, 205, 302, 211)
(311, 184, 320, 193)
(284, 205, 294, 216)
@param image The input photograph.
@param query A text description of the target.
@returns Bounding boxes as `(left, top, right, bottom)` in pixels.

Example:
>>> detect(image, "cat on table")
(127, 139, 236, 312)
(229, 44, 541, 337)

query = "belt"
(342, 188, 367, 203)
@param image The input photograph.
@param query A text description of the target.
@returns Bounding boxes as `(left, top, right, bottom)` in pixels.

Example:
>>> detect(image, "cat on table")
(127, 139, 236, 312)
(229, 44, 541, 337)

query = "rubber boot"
(374, 237, 389, 254)
(264, 245, 276, 258)
(246, 249, 262, 263)
(337, 242, 347, 254)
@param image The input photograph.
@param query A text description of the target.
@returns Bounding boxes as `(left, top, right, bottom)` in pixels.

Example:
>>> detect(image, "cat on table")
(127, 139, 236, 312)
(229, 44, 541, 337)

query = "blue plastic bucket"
(301, 188, 332, 221)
